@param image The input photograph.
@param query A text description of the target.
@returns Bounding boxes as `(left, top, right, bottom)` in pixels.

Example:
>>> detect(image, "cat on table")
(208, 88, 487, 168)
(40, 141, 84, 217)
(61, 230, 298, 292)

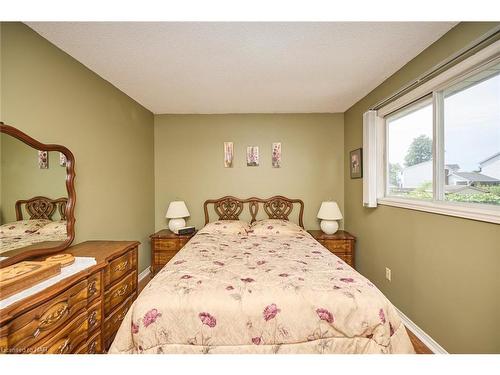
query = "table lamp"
(166, 201, 190, 234)
(317, 201, 342, 235)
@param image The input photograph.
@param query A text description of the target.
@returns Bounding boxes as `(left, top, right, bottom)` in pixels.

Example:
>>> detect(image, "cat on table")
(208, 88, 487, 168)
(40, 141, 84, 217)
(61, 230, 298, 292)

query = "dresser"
(150, 229, 196, 275)
(307, 230, 356, 268)
(0, 241, 138, 354)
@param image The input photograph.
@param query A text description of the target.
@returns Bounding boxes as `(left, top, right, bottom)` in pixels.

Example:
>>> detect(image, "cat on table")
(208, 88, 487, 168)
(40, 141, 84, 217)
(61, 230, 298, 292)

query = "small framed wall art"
(38, 150, 49, 169)
(59, 152, 67, 167)
(350, 148, 363, 179)
(246, 146, 259, 166)
(272, 142, 281, 168)
(224, 142, 234, 168)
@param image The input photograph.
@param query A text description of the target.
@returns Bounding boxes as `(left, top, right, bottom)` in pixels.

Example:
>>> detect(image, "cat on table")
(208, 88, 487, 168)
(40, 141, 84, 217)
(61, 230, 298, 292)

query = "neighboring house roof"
(450, 172, 500, 183)
(479, 152, 500, 166)
(445, 164, 460, 171)
(444, 185, 488, 193)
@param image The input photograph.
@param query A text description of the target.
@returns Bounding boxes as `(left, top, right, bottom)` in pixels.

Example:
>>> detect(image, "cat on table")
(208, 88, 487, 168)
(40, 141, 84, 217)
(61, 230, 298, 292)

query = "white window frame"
(374, 40, 500, 225)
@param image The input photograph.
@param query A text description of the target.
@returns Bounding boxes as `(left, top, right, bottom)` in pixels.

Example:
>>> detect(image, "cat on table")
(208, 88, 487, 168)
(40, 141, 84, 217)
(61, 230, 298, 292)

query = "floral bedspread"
(109, 230, 414, 354)
(0, 220, 67, 254)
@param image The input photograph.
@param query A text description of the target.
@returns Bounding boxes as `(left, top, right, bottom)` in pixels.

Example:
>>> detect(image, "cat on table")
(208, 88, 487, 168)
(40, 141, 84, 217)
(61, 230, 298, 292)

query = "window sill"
(377, 197, 500, 225)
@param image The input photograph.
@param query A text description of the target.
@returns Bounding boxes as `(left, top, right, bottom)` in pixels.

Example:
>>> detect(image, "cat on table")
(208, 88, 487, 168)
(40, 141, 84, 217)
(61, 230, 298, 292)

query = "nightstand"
(150, 229, 197, 275)
(307, 230, 356, 268)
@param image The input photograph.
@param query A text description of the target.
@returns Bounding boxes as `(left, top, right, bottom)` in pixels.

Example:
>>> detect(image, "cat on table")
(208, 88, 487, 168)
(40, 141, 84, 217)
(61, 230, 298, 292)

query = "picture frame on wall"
(350, 148, 362, 179)
(38, 150, 49, 169)
(224, 142, 234, 168)
(272, 142, 281, 168)
(246, 146, 259, 166)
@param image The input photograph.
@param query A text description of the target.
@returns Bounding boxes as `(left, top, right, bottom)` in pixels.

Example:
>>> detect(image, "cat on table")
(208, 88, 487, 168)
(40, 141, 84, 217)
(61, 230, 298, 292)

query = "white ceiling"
(27, 22, 457, 114)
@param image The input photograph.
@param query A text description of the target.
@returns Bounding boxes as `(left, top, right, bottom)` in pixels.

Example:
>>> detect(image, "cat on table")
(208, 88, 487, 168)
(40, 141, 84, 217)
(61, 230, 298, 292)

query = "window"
(386, 98, 433, 200)
(443, 65, 500, 206)
(373, 43, 500, 224)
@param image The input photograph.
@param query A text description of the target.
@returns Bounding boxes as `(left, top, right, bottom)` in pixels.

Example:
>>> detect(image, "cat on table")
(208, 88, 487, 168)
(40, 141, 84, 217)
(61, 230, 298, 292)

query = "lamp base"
(168, 218, 186, 234)
(320, 220, 339, 235)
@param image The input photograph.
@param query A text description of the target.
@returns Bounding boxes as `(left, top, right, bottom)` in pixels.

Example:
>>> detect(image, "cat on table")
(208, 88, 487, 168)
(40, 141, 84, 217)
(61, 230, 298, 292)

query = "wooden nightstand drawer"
(321, 239, 352, 252)
(150, 229, 197, 276)
(155, 239, 178, 251)
(106, 249, 137, 286)
(308, 230, 356, 269)
(104, 271, 137, 315)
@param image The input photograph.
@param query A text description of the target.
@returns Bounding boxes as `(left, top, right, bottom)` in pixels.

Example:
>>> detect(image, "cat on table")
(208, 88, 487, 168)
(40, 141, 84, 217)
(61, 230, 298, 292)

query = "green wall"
(344, 22, 500, 353)
(154, 113, 344, 230)
(1, 135, 67, 224)
(0, 22, 155, 272)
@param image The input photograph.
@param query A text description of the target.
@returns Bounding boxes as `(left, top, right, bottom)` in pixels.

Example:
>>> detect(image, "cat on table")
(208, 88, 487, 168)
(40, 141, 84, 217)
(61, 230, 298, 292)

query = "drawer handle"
(88, 310, 98, 327)
(58, 338, 71, 354)
(88, 340, 97, 354)
(114, 284, 129, 298)
(113, 311, 127, 324)
(38, 304, 69, 331)
(114, 260, 129, 273)
(88, 280, 97, 295)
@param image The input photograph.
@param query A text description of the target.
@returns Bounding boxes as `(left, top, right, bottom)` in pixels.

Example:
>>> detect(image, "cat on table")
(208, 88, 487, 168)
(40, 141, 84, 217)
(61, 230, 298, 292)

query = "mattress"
(109, 225, 414, 354)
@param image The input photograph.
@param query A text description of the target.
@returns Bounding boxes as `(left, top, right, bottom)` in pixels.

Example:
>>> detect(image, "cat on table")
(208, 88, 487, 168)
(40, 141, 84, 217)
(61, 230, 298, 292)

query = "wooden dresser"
(0, 241, 138, 354)
(150, 229, 196, 275)
(307, 230, 356, 268)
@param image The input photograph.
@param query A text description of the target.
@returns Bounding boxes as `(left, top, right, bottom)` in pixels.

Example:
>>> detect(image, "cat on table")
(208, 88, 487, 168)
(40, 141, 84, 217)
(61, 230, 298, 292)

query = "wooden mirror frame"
(0, 122, 76, 267)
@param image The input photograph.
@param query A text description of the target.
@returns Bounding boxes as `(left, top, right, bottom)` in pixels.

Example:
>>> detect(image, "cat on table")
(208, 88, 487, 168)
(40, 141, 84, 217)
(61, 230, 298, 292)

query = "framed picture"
(272, 142, 281, 168)
(59, 152, 67, 167)
(38, 150, 49, 169)
(350, 148, 363, 179)
(246, 146, 259, 166)
(223, 142, 234, 168)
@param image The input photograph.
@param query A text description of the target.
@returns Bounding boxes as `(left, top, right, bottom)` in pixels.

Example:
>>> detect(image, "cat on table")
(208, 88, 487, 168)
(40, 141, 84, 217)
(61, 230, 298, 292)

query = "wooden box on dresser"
(0, 241, 138, 354)
(307, 230, 356, 268)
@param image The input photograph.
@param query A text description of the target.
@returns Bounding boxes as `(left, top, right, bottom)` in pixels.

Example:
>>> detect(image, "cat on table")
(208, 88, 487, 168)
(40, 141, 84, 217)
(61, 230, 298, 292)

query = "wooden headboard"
(203, 196, 304, 228)
(15, 196, 68, 221)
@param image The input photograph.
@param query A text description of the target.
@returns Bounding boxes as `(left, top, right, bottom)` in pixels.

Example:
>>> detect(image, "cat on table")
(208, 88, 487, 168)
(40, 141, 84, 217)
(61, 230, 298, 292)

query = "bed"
(109, 196, 414, 354)
(0, 196, 68, 255)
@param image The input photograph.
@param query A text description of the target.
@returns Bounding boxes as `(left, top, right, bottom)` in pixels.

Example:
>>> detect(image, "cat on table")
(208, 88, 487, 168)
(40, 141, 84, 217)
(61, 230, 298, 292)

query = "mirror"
(0, 123, 76, 267)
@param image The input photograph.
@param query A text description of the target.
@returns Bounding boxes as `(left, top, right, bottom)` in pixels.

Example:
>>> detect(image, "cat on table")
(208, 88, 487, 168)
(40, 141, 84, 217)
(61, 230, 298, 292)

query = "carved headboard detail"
(204, 196, 304, 228)
(15, 196, 68, 221)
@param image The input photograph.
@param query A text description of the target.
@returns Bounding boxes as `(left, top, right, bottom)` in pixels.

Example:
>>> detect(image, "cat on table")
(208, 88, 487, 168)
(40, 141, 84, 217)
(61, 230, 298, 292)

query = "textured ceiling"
(27, 22, 457, 114)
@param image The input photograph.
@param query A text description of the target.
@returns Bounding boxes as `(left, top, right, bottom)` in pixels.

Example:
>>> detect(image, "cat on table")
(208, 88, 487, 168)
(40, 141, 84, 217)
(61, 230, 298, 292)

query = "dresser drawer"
(104, 271, 137, 315)
(103, 295, 134, 349)
(32, 310, 89, 354)
(87, 300, 102, 335)
(75, 331, 102, 354)
(154, 239, 178, 251)
(105, 249, 137, 286)
(321, 239, 352, 252)
(2, 279, 88, 352)
(87, 271, 102, 304)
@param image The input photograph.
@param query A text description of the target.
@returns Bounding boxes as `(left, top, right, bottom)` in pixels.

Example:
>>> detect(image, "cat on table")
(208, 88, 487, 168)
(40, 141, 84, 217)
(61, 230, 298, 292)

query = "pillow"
(249, 219, 305, 236)
(0, 219, 52, 237)
(37, 220, 67, 236)
(198, 220, 250, 235)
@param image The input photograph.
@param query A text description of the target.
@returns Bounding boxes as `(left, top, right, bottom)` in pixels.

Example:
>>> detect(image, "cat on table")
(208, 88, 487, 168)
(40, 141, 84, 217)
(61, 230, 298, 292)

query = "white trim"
(394, 306, 448, 354)
(138, 267, 151, 283)
(378, 197, 500, 224)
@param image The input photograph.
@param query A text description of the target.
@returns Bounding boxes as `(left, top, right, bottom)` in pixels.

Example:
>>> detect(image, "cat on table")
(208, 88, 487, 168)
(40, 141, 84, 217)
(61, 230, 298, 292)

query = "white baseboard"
(138, 267, 151, 283)
(394, 306, 448, 354)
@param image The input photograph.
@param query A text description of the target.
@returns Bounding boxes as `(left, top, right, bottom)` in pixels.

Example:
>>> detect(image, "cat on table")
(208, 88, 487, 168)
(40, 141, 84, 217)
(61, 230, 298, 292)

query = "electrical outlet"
(385, 267, 392, 282)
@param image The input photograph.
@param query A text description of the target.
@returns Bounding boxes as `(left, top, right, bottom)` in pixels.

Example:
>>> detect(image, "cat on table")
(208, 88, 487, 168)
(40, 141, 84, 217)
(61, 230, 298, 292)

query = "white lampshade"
(165, 201, 190, 219)
(317, 201, 343, 220)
